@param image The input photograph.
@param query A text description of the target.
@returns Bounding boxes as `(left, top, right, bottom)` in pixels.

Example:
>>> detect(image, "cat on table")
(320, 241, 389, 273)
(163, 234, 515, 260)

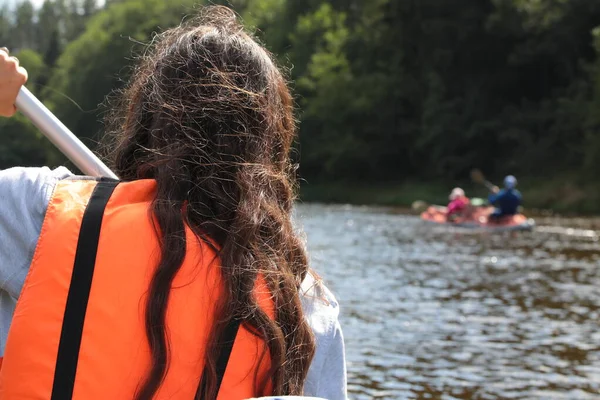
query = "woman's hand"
(0, 47, 28, 118)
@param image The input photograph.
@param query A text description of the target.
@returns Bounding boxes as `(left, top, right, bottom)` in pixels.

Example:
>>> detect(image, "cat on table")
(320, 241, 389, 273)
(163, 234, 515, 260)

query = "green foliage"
(0, 113, 62, 170)
(3, 0, 600, 208)
(45, 0, 198, 144)
(14, 49, 45, 94)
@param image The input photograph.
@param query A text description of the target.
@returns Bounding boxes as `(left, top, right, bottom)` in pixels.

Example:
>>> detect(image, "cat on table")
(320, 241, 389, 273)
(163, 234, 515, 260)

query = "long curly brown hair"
(105, 6, 315, 399)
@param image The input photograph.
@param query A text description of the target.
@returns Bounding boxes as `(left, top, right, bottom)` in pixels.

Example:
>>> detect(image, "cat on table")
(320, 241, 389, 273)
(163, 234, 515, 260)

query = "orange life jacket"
(0, 178, 273, 399)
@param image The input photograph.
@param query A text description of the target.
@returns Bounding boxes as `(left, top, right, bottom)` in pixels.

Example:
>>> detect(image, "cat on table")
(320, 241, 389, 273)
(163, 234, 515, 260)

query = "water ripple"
(295, 204, 600, 399)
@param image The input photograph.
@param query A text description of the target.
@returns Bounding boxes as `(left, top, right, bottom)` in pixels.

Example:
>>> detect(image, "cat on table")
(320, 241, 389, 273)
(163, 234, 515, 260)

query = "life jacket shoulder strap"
(51, 180, 119, 400)
(49, 179, 241, 399)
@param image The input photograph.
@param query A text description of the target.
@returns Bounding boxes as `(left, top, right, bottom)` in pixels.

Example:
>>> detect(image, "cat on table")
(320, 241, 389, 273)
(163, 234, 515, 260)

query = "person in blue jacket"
(488, 175, 522, 221)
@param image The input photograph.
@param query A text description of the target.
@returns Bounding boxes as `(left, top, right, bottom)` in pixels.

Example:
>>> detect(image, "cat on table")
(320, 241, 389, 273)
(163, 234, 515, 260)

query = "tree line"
(2, 0, 600, 196)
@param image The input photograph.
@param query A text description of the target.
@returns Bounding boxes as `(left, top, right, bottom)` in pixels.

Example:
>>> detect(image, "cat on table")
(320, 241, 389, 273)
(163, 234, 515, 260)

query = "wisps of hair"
(106, 5, 315, 399)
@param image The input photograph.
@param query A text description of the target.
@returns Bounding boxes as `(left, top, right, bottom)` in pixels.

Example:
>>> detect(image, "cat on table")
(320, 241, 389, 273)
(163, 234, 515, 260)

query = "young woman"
(0, 6, 347, 400)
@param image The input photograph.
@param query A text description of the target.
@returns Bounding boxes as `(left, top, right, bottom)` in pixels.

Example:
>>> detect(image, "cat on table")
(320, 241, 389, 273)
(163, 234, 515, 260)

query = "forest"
(2, 0, 600, 212)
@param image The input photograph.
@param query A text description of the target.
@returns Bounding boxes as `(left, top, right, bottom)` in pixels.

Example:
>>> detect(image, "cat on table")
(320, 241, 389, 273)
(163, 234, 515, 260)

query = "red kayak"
(420, 205, 535, 232)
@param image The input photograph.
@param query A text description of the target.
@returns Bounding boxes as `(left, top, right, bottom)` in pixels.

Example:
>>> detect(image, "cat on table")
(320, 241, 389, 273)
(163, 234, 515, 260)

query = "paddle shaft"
(471, 169, 497, 192)
(481, 180, 496, 192)
(15, 87, 118, 179)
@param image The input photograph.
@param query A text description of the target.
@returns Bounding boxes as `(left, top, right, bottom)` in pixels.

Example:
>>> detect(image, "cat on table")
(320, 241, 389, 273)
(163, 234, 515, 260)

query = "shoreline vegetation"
(299, 177, 600, 216)
(3, 1, 600, 217)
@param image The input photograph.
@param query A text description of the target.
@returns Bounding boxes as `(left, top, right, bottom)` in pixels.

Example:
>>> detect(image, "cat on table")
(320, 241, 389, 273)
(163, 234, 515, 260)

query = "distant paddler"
(488, 175, 522, 222)
(471, 169, 524, 220)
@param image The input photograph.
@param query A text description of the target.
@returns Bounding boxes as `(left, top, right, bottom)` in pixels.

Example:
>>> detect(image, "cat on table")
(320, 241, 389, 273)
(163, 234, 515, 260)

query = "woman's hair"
(106, 6, 315, 399)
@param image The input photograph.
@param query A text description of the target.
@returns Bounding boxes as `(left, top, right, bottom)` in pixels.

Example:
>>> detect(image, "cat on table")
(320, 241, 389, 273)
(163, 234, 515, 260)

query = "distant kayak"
(420, 205, 535, 232)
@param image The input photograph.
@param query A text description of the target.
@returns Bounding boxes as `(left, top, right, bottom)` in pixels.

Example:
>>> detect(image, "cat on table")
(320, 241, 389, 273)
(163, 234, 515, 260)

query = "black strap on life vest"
(49, 178, 240, 399)
(51, 179, 119, 400)
(196, 317, 242, 398)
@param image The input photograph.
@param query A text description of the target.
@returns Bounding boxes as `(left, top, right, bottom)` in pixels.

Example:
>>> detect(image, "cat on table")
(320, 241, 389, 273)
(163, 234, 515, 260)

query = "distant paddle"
(470, 169, 496, 192)
(411, 200, 429, 212)
(470, 197, 487, 207)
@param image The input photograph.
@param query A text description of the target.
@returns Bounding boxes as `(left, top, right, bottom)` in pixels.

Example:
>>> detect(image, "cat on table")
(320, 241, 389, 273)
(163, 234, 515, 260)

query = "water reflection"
(295, 204, 600, 400)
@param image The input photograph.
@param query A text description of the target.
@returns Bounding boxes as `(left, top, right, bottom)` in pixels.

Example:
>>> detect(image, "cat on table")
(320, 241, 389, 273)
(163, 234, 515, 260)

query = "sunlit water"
(295, 204, 600, 400)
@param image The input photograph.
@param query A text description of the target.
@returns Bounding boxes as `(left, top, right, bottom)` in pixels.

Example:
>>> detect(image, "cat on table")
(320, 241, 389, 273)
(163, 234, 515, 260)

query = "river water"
(295, 204, 600, 400)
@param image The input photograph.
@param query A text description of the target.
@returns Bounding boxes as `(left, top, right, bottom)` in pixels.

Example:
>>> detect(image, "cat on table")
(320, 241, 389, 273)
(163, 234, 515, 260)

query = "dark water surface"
(295, 204, 600, 400)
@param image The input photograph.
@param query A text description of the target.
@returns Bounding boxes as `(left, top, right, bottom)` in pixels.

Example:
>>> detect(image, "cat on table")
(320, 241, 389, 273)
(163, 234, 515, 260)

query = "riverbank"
(299, 177, 600, 215)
